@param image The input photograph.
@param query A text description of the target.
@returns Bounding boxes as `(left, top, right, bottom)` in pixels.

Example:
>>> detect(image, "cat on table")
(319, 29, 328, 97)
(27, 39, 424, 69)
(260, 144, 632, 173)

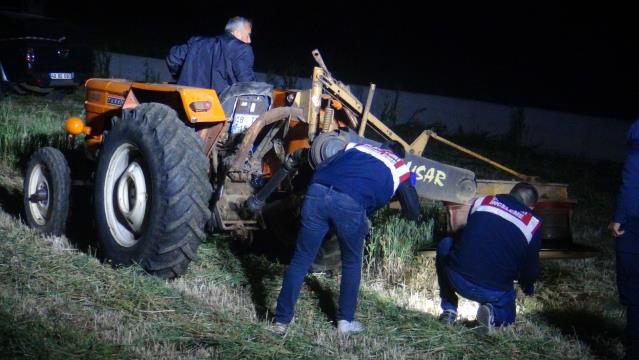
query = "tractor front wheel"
(23, 147, 71, 235)
(94, 103, 212, 279)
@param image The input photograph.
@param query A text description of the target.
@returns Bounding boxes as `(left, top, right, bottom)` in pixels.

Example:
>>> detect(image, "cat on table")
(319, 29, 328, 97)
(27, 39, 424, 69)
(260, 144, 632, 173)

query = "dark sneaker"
(438, 310, 458, 325)
(476, 304, 495, 335)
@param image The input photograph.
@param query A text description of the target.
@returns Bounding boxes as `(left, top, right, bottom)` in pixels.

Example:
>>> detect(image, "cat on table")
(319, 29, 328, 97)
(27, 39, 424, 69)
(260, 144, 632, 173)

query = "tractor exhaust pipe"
(244, 148, 306, 213)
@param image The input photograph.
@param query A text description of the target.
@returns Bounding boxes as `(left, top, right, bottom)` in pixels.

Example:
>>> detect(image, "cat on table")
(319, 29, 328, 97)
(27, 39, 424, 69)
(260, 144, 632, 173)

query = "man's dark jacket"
(166, 32, 256, 94)
(614, 119, 639, 253)
(448, 194, 542, 291)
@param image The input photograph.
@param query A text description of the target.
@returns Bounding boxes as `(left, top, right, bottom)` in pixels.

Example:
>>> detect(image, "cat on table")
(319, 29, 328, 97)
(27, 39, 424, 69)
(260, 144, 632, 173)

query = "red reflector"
(189, 101, 212, 112)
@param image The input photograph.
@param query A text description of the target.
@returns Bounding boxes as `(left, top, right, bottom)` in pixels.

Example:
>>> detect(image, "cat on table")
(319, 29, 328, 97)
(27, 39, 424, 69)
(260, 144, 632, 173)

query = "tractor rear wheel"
(310, 233, 341, 273)
(23, 147, 71, 235)
(94, 103, 212, 279)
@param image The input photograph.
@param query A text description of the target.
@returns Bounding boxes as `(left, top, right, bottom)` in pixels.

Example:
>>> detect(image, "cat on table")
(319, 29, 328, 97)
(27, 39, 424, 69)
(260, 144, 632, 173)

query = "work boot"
(475, 304, 495, 335)
(337, 320, 364, 335)
(438, 310, 458, 325)
(271, 322, 289, 336)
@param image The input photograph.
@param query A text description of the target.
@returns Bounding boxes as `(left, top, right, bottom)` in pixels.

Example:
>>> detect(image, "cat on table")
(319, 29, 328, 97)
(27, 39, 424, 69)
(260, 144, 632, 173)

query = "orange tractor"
(22, 50, 584, 279)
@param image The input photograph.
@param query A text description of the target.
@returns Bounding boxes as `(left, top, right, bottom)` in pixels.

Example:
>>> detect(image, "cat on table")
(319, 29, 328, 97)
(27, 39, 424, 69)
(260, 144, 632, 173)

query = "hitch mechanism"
(244, 148, 307, 213)
(310, 49, 593, 259)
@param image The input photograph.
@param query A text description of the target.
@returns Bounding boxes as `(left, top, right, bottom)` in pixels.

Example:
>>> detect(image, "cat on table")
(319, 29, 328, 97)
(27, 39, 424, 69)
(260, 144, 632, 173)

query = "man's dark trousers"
(275, 183, 369, 324)
(436, 237, 517, 326)
(617, 220, 639, 358)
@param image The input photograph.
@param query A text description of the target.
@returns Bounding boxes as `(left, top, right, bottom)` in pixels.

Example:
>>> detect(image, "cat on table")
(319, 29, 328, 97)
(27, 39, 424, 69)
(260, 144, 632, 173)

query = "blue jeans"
(436, 237, 517, 326)
(275, 183, 369, 324)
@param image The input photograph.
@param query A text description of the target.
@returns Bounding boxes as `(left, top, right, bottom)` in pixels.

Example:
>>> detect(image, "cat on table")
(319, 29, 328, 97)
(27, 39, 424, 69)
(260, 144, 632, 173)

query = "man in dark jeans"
(609, 119, 639, 359)
(436, 183, 541, 334)
(273, 142, 421, 335)
(166, 16, 256, 94)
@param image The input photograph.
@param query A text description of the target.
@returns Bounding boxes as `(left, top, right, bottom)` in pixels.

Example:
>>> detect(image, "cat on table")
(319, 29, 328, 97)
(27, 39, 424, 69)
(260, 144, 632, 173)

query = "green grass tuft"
(0, 92, 83, 167)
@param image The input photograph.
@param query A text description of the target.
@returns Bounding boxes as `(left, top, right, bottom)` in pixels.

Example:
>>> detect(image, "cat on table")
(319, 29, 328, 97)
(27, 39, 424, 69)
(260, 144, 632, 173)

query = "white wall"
(104, 51, 630, 162)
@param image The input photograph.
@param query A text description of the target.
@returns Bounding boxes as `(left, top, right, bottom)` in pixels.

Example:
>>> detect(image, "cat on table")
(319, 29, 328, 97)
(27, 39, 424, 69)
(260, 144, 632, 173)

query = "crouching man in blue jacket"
(436, 183, 541, 333)
(609, 119, 639, 360)
(272, 142, 421, 336)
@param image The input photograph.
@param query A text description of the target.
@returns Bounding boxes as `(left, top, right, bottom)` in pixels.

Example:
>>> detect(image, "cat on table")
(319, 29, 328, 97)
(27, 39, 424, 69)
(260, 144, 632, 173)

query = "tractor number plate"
(49, 72, 74, 80)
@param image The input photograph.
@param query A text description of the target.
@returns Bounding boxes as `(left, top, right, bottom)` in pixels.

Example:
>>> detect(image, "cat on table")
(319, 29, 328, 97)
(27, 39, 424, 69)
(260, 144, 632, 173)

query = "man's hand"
(608, 222, 625, 237)
(521, 283, 534, 296)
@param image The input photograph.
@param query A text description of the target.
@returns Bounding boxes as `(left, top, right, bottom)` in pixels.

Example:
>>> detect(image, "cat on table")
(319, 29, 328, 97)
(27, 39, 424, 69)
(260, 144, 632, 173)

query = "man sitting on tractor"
(166, 16, 256, 94)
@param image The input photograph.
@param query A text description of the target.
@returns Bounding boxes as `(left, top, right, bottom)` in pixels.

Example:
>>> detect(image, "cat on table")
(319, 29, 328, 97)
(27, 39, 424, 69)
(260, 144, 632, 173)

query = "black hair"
(383, 140, 406, 158)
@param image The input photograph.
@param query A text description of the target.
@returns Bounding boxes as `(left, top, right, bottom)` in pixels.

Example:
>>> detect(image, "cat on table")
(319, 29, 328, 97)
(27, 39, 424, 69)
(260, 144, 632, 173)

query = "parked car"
(0, 11, 92, 97)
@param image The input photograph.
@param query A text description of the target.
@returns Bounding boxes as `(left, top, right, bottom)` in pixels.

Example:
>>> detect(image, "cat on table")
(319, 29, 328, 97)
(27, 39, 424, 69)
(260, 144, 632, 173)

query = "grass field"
(0, 91, 627, 359)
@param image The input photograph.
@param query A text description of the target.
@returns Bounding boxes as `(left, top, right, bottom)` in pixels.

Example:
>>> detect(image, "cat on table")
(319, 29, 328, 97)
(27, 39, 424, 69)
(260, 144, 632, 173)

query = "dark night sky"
(6, 1, 639, 120)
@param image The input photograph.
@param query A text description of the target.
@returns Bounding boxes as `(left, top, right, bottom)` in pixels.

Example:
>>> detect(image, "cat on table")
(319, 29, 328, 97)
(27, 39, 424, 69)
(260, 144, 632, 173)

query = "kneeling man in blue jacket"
(436, 182, 541, 333)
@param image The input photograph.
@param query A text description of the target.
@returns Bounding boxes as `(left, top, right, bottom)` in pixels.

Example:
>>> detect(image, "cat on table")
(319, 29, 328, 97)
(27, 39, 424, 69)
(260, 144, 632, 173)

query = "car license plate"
(49, 72, 74, 80)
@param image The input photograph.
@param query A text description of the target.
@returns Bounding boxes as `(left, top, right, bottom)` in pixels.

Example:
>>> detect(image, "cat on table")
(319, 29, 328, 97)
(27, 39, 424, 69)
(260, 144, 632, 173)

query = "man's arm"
(610, 121, 639, 236)
(166, 42, 189, 77)
(397, 181, 422, 221)
(232, 45, 257, 82)
(518, 232, 541, 295)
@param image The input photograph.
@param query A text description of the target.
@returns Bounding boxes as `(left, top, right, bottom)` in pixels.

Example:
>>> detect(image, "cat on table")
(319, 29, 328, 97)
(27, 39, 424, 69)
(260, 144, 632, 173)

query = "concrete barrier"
(103, 51, 630, 162)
